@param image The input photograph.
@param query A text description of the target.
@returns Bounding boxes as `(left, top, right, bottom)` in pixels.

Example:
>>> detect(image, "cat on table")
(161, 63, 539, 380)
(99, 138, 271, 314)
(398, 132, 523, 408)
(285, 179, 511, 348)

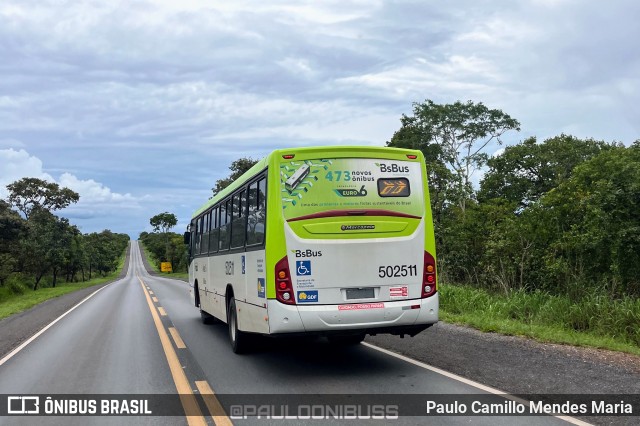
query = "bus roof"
(191, 145, 422, 219)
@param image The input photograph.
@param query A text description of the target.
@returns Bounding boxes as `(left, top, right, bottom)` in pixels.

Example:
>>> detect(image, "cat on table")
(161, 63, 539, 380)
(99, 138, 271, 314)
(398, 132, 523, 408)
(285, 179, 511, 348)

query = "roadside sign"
(161, 262, 173, 273)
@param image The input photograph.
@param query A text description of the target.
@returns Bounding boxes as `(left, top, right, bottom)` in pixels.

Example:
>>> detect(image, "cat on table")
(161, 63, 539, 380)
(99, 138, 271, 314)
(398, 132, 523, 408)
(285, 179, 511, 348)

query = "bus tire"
(227, 297, 251, 354)
(328, 333, 366, 345)
(200, 306, 217, 324)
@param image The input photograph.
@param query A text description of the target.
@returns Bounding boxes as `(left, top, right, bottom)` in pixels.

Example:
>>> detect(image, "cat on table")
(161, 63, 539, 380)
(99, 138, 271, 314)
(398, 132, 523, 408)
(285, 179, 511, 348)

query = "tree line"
(139, 212, 188, 273)
(0, 178, 129, 291)
(389, 100, 640, 300)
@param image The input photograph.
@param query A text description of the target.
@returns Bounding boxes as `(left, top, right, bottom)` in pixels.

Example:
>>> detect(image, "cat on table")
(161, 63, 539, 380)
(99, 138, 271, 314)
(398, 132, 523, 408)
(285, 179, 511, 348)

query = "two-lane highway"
(0, 241, 584, 425)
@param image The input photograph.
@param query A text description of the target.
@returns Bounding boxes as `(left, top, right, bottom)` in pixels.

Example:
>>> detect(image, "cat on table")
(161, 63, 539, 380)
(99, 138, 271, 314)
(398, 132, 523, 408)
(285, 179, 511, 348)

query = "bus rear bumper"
(267, 293, 438, 336)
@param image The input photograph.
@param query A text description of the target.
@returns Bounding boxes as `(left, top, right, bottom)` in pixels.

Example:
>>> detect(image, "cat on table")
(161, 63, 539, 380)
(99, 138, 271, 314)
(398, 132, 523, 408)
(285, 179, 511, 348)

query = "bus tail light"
(422, 251, 437, 298)
(275, 256, 296, 305)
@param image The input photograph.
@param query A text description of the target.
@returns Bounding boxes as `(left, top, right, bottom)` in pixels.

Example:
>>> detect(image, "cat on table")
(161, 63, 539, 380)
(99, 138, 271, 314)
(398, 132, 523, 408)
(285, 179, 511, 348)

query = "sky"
(1, 0, 639, 238)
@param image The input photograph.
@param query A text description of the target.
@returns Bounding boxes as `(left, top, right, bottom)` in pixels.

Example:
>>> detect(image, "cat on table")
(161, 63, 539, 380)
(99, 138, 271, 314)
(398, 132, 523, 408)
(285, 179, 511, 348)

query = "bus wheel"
(328, 334, 366, 345)
(227, 297, 251, 354)
(200, 306, 217, 324)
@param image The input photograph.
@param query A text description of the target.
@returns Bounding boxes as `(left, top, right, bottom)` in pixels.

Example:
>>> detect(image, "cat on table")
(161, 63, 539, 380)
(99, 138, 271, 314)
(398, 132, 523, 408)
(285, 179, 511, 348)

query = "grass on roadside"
(439, 283, 640, 356)
(0, 251, 127, 321)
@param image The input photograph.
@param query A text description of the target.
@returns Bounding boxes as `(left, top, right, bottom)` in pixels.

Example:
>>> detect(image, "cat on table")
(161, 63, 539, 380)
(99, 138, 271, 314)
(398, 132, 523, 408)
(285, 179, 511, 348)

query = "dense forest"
(0, 178, 129, 294)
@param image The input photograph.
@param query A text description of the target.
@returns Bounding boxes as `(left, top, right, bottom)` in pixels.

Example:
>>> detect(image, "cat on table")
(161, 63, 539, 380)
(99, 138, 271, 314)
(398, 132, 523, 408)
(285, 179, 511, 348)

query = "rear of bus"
(267, 146, 438, 339)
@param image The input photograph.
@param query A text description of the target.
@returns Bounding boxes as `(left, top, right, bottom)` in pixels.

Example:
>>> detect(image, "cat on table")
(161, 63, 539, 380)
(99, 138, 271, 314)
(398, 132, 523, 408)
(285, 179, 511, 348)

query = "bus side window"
(202, 211, 210, 253)
(247, 178, 266, 246)
(195, 216, 202, 255)
(219, 199, 231, 251)
(231, 189, 247, 249)
(209, 206, 219, 254)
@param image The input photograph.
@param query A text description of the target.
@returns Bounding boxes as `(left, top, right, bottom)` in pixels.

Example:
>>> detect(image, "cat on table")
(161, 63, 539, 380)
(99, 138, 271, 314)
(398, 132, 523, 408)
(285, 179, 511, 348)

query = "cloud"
(0, 148, 54, 191)
(58, 172, 136, 204)
(1, 0, 640, 237)
(0, 147, 142, 216)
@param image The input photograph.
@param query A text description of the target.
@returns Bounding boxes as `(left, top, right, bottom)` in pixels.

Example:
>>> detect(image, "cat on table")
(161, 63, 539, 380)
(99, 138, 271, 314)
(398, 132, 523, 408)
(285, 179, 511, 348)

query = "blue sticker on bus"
(241, 255, 246, 274)
(257, 278, 265, 298)
(297, 290, 318, 303)
(296, 260, 311, 276)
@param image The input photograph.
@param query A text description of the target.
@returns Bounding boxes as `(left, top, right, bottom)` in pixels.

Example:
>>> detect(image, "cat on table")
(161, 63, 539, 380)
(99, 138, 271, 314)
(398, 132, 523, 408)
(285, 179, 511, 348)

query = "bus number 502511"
(378, 265, 417, 278)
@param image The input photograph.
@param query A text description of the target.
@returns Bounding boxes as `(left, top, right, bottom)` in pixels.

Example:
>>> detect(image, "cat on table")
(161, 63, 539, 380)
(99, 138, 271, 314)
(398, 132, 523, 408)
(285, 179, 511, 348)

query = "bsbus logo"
(377, 163, 409, 173)
(293, 249, 322, 258)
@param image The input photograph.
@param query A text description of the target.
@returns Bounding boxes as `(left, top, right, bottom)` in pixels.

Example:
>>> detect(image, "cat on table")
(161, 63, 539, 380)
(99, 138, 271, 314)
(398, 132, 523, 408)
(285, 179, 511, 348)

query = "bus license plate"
(346, 288, 375, 300)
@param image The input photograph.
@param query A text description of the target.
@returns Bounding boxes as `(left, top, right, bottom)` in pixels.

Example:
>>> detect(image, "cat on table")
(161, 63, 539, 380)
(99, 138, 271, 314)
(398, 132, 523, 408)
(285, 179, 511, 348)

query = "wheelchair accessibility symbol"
(296, 260, 312, 276)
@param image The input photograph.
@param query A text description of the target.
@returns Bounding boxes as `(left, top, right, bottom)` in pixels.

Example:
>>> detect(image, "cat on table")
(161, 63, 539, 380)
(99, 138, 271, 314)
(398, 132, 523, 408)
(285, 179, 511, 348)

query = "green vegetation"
(141, 211, 186, 277)
(440, 284, 640, 356)
(212, 157, 258, 197)
(1, 177, 129, 301)
(0, 249, 127, 320)
(138, 239, 188, 279)
(389, 99, 639, 353)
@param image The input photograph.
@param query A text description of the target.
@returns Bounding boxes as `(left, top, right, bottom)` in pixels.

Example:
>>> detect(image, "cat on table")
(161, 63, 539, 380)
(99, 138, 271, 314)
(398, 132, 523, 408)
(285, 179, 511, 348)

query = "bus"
(185, 146, 438, 353)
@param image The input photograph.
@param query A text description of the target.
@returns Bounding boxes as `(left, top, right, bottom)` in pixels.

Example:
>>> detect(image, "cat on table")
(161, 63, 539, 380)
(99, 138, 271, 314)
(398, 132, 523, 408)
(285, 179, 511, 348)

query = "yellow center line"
(158, 307, 167, 316)
(149, 290, 154, 295)
(195, 381, 233, 426)
(169, 327, 187, 349)
(152, 297, 158, 303)
(136, 275, 206, 426)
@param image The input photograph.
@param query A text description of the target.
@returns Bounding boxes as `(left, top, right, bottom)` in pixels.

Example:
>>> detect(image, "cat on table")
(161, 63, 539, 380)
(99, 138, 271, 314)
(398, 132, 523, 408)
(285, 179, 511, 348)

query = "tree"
(6, 177, 79, 219)
(149, 212, 178, 234)
(150, 212, 178, 263)
(20, 208, 57, 290)
(389, 100, 520, 213)
(46, 218, 77, 287)
(479, 134, 614, 208)
(388, 123, 455, 228)
(84, 230, 128, 279)
(540, 144, 640, 297)
(139, 232, 188, 273)
(212, 158, 258, 197)
(0, 200, 25, 285)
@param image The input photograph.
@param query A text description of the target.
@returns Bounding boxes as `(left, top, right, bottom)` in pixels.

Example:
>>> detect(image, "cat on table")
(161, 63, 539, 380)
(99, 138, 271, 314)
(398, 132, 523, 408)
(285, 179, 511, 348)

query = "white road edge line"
(0, 284, 112, 367)
(362, 342, 592, 426)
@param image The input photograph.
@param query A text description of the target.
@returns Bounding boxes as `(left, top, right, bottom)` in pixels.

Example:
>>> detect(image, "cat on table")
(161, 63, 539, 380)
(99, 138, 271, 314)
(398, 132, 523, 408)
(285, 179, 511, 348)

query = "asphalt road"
(0, 242, 584, 425)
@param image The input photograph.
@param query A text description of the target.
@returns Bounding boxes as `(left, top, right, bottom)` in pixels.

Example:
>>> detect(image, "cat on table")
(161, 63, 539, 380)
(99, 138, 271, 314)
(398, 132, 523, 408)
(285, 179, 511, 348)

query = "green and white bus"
(186, 146, 438, 353)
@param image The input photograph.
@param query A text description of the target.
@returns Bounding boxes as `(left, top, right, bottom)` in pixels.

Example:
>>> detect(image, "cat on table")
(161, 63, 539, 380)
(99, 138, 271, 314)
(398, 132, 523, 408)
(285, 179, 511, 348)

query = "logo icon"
(341, 224, 375, 231)
(296, 260, 311, 276)
(334, 185, 368, 197)
(7, 396, 40, 414)
(292, 249, 322, 257)
(297, 290, 318, 303)
(376, 163, 410, 173)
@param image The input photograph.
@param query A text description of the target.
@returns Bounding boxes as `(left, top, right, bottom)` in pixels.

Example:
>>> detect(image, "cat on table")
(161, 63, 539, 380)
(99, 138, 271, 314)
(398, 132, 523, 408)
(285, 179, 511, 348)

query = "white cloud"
(0, 149, 54, 194)
(58, 173, 136, 204)
(0, 147, 141, 212)
(2, 0, 640, 237)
